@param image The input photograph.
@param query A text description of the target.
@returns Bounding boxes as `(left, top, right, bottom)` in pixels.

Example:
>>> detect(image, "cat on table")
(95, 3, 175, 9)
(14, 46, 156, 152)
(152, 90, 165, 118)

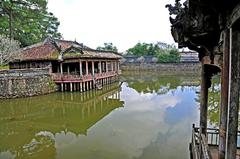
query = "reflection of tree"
(121, 72, 200, 94)
(0, 83, 124, 159)
(208, 78, 220, 126)
(194, 76, 220, 126)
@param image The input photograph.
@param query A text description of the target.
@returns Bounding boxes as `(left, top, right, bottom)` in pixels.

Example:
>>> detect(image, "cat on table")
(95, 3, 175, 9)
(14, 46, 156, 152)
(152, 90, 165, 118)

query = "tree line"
(0, 0, 61, 47)
(97, 42, 180, 63)
(0, 0, 62, 66)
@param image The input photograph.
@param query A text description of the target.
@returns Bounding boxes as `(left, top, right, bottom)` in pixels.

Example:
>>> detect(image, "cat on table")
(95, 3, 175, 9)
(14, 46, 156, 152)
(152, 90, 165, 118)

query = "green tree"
(96, 43, 118, 52)
(0, 0, 62, 46)
(126, 42, 180, 63)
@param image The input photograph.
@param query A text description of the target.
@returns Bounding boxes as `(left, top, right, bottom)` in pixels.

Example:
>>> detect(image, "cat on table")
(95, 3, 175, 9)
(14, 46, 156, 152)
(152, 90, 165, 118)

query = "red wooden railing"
(52, 71, 117, 83)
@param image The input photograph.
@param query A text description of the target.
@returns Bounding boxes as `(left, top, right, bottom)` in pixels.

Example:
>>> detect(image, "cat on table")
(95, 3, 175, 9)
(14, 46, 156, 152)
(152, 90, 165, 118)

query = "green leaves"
(0, 0, 62, 47)
(126, 42, 180, 63)
(96, 43, 118, 52)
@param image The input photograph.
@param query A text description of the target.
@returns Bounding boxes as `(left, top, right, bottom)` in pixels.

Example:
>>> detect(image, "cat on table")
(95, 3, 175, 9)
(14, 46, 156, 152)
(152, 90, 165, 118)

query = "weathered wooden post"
(80, 82, 83, 92)
(99, 61, 102, 74)
(86, 81, 89, 91)
(67, 65, 70, 75)
(106, 62, 108, 72)
(200, 64, 209, 136)
(70, 82, 73, 92)
(111, 61, 114, 72)
(86, 61, 88, 75)
(92, 61, 94, 75)
(60, 63, 64, 92)
(79, 60, 82, 76)
(219, 29, 230, 159)
(90, 81, 92, 90)
(226, 26, 240, 159)
(117, 61, 120, 74)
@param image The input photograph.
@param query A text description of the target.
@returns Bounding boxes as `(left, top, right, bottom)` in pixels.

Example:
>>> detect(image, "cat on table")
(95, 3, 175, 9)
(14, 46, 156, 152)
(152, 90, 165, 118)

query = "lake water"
(0, 72, 217, 159)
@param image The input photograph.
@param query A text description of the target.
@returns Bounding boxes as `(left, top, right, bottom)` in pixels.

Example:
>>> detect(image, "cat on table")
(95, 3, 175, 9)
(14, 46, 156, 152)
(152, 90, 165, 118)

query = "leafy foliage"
(126, 42, 180, 63)
(0, 0, 62, 47)
(0, 35, 20, 66)
(96, 43, 118, 52)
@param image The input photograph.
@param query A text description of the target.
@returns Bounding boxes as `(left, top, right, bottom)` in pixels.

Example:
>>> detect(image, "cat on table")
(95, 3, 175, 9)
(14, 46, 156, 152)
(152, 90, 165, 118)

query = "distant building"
(179, 51, 199, 63)
(9, 38, 122, 92)
(121, 55, 159, 64)
(121, 51, 199, 64)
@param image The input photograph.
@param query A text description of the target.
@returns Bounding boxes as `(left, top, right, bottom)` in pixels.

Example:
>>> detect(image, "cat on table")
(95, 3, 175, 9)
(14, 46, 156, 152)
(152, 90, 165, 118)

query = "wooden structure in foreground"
(166, 0, 240, 158)
(9, 38, 122, 92)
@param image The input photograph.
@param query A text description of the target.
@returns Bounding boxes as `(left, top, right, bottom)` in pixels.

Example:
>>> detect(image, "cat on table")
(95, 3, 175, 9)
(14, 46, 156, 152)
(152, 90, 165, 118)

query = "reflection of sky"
(52, 83, 199, 159)
(164, 86, 198, 125)
(0, 81, 200, 159)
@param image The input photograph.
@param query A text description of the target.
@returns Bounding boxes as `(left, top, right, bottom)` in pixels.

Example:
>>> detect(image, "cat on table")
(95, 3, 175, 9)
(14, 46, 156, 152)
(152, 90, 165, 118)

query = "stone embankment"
(0, 68, 57, 99)
(120, 62, 201, 73)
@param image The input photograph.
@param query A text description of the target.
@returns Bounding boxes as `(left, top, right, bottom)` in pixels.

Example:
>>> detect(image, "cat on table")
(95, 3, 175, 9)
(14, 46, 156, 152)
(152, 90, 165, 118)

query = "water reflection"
(0, 83, 123, 159)
(0, 72, 213, 159)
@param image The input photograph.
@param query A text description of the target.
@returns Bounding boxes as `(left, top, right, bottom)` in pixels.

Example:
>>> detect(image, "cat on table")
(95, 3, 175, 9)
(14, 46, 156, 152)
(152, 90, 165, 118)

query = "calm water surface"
(0, 72, 208, 159)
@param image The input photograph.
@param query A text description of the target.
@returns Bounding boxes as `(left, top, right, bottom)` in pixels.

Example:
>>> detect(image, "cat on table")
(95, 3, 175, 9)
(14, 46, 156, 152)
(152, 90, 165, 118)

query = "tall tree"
(96, 43, 118, 52)
(0, 0, 62, 46)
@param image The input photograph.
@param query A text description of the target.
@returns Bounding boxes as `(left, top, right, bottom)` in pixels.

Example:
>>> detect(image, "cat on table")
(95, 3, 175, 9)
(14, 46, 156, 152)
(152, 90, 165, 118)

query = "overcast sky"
(48, 0, 175, 52)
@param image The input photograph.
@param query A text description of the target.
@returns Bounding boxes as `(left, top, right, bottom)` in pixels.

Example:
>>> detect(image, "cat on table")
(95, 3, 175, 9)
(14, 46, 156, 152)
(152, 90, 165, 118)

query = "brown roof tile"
(14, 38, 122, 62)
(19, 43, 58, 60)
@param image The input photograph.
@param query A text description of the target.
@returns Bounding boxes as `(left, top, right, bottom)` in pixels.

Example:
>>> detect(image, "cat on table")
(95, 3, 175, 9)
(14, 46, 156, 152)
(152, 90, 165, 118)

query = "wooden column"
(86, 61, 88, 75)
(70, 82, 73, 92)
(67, 65, 70, 75)
(200, 64, 209, 136)
(79, 60, 82, 76)
(92, 61, 94, 75)
(219, 29, 230, 159)
(226, 27, 240, 159)
(117, 61, 120, 74)
(61, 83, 64, 92)
(102, 62, 105, 72)
(111, 61, 113, 72)
(86, 81, 89, 91)
(83, 82, 85, 91)
(60, 63, 64, 92)
(60, 63, 63, 75)
(106, 62, 108, 72)
(80, 82, 83, 92)
(99, 61, 102, 73)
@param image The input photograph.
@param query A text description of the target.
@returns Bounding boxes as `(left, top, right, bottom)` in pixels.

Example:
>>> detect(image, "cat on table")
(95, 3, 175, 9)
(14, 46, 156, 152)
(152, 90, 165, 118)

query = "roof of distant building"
(12, 38, 122, 62)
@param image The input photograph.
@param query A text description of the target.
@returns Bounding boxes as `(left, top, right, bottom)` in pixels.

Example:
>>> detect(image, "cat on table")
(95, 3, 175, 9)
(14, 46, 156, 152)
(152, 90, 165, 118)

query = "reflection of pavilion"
(0, 83, 123, 158)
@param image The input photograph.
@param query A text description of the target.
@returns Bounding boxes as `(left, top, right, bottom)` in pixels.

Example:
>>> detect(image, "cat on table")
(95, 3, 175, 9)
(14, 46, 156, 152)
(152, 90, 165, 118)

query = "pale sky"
(48, 0, 175, 52)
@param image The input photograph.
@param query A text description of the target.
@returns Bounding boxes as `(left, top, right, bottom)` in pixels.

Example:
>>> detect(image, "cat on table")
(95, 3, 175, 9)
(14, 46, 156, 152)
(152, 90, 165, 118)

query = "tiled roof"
(18, 43, 58, 60)
(63, 50, 122, 59)
(13, 38, 121, 62)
